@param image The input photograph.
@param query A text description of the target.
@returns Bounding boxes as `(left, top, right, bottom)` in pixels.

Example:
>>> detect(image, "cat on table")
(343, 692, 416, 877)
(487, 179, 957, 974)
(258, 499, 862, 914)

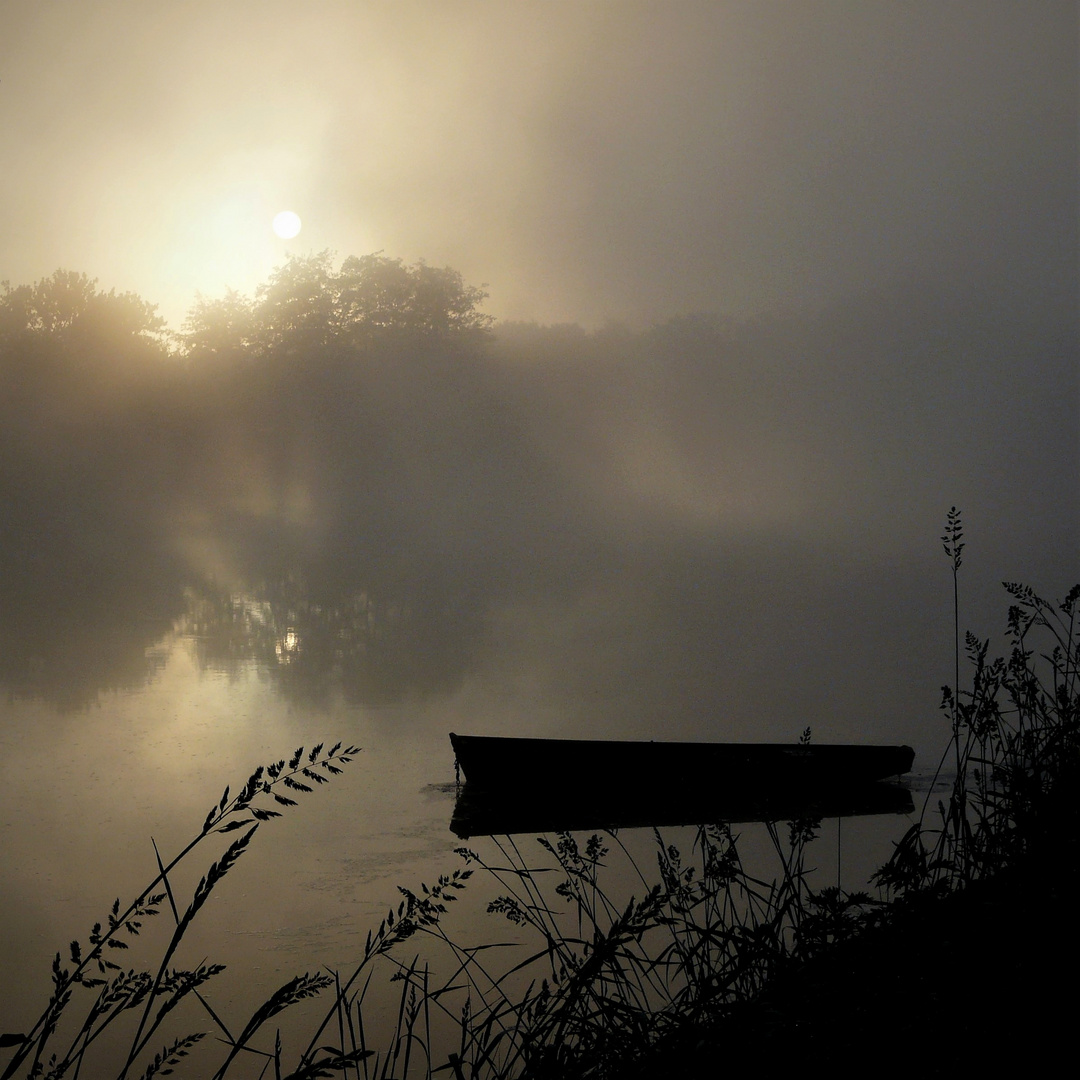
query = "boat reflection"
(450, 778, 914, 838)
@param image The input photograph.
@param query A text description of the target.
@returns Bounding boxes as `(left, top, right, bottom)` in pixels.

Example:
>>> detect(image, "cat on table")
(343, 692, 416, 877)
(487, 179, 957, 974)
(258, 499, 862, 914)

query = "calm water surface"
(0, 268, 1072, 1075)
(0, 593, 928, 1060)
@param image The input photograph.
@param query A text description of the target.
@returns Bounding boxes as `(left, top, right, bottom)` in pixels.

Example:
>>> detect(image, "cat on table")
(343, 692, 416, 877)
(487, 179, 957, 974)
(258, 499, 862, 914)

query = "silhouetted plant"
(1, 743, 365, 1080)
(308, 814, 863, 1080)
(1, 747, 889, 1079)
(874, 509, 1080, 900)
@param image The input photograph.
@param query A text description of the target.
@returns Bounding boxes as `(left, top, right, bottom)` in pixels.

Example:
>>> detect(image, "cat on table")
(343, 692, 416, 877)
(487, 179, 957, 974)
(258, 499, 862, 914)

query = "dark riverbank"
(641, 815, 1080, 1076)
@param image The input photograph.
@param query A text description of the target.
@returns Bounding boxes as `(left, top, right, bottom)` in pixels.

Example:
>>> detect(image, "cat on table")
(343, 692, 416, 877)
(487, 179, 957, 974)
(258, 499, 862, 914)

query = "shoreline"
(636, 796, 1080, 1076)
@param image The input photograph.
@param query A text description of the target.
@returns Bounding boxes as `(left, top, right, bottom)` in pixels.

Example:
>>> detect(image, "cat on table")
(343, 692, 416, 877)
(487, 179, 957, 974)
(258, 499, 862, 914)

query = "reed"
(0, 753, 870, 1080)
(296, 807, 877, 1080)
(873, 510, 1080, 902)
(0, 743, 370, 1080)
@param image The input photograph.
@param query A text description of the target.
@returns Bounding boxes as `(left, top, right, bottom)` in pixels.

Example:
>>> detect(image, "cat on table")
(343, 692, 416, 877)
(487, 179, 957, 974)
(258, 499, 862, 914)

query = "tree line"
(1, 251, 494, 368)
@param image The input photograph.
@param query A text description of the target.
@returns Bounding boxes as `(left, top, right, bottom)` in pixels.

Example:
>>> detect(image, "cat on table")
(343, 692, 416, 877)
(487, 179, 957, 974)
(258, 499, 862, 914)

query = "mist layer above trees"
(0, 256, 1074, 742)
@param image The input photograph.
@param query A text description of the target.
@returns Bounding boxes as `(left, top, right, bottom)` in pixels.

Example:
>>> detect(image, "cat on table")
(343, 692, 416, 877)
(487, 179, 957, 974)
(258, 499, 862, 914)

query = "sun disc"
(272, 210, 302, 239)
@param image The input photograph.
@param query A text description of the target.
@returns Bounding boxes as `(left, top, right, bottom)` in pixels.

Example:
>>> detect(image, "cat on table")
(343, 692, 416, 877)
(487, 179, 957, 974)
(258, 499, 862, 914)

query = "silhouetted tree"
(334, 253, 494, 341)
(181, 288, 256, 365)
(0, 269, 171, 411)
(0, 269, 166, 349)
(252, 250, 339, 354)
(179, 251, 494, 359)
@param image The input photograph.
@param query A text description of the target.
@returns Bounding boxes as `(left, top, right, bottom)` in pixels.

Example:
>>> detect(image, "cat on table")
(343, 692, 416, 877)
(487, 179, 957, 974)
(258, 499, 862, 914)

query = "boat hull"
(450, 733, 914, 792)
(448, 732, 915, 837)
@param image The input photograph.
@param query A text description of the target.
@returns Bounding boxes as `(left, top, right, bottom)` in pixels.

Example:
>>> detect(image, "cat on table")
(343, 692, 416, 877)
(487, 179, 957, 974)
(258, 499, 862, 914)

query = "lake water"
(0, 577, 939, 1074)
(2, 307, 1056, 1073)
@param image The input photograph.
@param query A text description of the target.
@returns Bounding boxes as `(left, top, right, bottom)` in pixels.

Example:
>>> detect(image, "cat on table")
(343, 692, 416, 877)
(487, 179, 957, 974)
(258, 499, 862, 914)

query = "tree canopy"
(182, 251, 494, 360)
(0, 269, 167, 349)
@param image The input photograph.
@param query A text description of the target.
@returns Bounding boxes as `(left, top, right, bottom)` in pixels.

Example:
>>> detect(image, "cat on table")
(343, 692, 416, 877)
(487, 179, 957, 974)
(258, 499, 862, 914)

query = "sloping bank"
(629, 568, 1080, 1078)
(644, 824, 1079, 1076)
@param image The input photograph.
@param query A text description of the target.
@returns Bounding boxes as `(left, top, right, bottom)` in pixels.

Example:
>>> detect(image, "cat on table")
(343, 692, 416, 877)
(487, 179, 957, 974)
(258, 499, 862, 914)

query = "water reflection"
(181, 571, 486, 706)
(0, 557, 184, 710)
(450, 779, 914, 838)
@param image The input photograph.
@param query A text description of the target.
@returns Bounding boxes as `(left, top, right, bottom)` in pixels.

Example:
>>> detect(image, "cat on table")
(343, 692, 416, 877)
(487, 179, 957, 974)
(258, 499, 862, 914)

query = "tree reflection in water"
(180, 571, 487, 707)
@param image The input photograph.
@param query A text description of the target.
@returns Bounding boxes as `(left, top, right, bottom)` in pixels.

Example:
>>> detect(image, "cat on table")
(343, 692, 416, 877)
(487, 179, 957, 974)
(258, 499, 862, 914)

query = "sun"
(272, 210, 302, 239)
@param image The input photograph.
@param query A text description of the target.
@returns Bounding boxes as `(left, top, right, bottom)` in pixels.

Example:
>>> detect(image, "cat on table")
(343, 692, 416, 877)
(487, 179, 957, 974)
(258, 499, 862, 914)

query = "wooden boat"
(449, 732, 914, 793)
(448, 732, 915, 838)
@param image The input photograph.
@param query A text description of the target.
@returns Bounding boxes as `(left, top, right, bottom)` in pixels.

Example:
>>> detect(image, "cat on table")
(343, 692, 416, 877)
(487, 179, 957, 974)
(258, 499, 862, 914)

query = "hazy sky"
(0, 1, 1076, 745)
(1, 1, 1074, 329)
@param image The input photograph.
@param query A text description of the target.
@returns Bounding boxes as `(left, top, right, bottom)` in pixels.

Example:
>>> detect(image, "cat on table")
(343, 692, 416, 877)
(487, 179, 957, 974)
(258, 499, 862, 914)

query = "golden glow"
(272, 211, 302, 239)
(276, 628, 301, 663)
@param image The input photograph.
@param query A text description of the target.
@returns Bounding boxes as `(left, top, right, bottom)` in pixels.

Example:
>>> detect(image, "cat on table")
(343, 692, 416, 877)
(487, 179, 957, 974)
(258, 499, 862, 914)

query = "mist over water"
(0, 262, 1075, 1050)
(1, 269, 1074, 735)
